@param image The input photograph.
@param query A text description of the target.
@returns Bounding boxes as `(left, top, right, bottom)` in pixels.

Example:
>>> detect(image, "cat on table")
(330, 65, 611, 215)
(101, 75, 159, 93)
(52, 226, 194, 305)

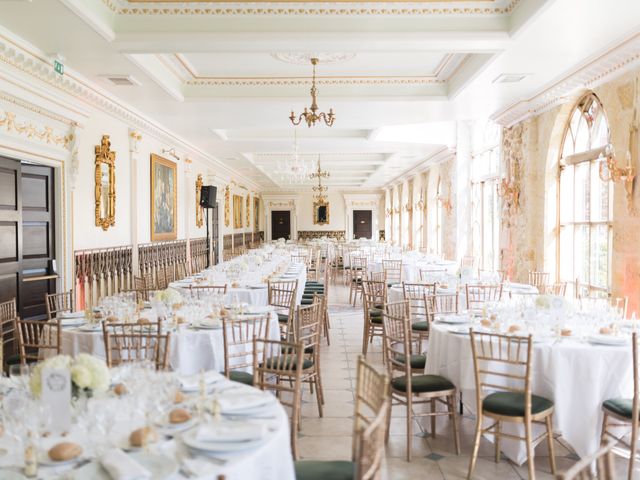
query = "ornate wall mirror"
(313, 200, 330, 225)
(94, 135, 116, 230)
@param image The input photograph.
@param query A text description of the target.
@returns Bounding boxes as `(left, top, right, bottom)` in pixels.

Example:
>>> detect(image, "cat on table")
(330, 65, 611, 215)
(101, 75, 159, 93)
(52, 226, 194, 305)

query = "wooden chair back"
(102, 321, 170, 370)
(545, 282, 567, 297)
(469, 331, 532, 416)
(189, 285, 228, 298)
(425, 293, 459, 324)
(382, 259, 402, 285)
(381, 311, 414, 384)
(362, 280, 387, 313)
(402, 282, 436, 320)
(461, 255, 476, 269)
(384, 300, 410, 319)
(350, 255, 368, 279)
(16, 318, 61, 363)
(221, 313, 271, 377)
(555, 442, 616, 480)
(0, 299, 17, 367)
(528, 271, 549, 288)
(46, 291, 74, 320)
(295, 300, 322, 355)
(465, 284, 503, 310)
(355, 396, 390, 480)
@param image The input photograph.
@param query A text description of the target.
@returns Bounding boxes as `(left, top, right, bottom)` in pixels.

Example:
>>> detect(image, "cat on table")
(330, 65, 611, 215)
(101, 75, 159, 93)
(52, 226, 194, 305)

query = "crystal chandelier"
(275, 130, 313, 184)
(289, 58, 335, 128)
(310, 156, 330, 203)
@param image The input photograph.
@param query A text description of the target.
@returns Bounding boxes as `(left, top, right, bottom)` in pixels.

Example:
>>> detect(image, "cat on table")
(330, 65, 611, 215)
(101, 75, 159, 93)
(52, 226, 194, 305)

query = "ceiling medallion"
(271, 52, 356, 65)
(289, 58, 335, 128)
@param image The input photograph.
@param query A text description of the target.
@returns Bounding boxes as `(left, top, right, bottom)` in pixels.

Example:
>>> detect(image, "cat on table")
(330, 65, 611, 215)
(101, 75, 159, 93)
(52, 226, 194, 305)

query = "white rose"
(71, 365, 92, 390)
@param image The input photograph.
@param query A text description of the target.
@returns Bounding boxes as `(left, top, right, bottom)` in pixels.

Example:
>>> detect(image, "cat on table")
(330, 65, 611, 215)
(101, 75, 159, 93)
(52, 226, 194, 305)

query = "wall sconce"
(403, 202, 413, 213)
(394, 207, 401, 215)
(385, 208, 394, 217)
(436, 194, 452, 215)
(414, 191, 425, 212)
(162, 147, 180, 162)
(598, 143, 636, 212)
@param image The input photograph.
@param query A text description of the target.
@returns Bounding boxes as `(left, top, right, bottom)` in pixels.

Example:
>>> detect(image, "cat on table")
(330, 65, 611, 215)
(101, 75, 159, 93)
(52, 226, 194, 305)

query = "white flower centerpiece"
(30, 354, 110, 398)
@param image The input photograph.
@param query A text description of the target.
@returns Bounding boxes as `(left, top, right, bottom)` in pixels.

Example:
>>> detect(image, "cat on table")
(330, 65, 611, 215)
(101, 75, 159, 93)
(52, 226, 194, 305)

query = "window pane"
(559, 225, 573, 283)
(590, 224, 609, 289)
(590, 161, 610, 222)
(574, 114, 590, 152)
(559, 166, 573, 224)
(574, 162, 590, 222)
(574, 225, 589, 285)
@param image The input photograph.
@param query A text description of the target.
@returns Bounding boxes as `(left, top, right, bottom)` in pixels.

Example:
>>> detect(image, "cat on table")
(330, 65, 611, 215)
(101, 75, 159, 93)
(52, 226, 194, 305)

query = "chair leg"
(406, 397, 413, 462)
(449, 395, 460, 455)
(315, 377, 323, 418)
(430, 399, 436, 439)
(495, 420, 501, 463)
(600, 412, 609, 446)
(524, 419, 536, 480)
(545, 415, 556, 475)
(467, 412, 482, 480)
(629, 415, 638, 480)
(385, 400, 392, 445)
(362, 321, 369, 357)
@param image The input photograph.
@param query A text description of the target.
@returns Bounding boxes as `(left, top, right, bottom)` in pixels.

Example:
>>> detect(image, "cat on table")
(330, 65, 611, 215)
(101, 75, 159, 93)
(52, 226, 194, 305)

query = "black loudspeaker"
(200, 185, 217, 208)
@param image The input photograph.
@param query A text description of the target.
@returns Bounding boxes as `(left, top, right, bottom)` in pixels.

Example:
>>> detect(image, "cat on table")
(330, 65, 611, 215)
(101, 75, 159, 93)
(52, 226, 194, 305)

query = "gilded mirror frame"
(94, 135, 116, 230)
(313, 200, 330, 225)
(195, 174, 204, 228)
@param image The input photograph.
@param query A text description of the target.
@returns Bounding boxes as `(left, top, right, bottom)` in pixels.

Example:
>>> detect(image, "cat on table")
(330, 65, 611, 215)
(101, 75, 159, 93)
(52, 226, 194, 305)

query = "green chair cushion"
(411, 321, 429, 332)
(301, 299, 313, 305)
(397, 354, 426, 370)
(263, 356, 314, 371)
(391, 374, 454, 393)
(368, 308, 383, 324)
(294, 460, 354, 480)
(483, 392, 554, 417)
(5, 354, 21, 366)
(227, 370, 254, 386)
(603, 398, 633, 419)
(277, 313, 289, 323)
(305, 281, 323, 286)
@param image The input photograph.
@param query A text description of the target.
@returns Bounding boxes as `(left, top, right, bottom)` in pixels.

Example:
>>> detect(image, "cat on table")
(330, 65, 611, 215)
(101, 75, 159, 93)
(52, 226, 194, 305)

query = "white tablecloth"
(0, 378, 295, 480)
(426, 324, 633, 463)
(51, 312, 280, 375)
(369, 259, 457, 282)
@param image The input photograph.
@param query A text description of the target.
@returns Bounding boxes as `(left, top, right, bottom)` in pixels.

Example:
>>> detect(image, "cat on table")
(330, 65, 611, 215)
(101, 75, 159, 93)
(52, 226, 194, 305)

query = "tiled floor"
(295, 284, 636, 479)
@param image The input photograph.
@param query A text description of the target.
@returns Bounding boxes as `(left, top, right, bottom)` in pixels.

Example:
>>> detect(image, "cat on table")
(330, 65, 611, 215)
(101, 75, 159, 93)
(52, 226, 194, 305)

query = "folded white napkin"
(194, 421, 266, 443)
(100, 448, 151, 480)
(218, 391, 272, 413)
(180, 371, 223, 390)
(181, 457, 220, 478)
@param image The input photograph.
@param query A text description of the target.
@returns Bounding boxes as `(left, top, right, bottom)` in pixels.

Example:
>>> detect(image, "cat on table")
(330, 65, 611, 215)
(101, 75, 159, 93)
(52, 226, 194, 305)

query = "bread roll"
(508, 325, 521, 333)
(129, 427, 158, 447)
(137, 317, 150, 325)
(599, 327, 612, 335)
(93, 312, 104, 319)
(561, 328, 572, 337)
(169, 408, 192, 424)
(48, 442, 82, 461)
(113, 383, 128, 396)
(480, 319, 492, 327)
(106, 315, 119, 323)
(174, 391, 186, 404)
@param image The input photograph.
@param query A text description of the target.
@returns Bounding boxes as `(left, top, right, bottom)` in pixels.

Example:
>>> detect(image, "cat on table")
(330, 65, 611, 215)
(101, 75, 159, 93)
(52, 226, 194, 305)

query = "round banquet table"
(0, 377, 295, 480)
(48, 311, 281, 375)
(368, 259, 457, 282)
(425, 324, 633, 464)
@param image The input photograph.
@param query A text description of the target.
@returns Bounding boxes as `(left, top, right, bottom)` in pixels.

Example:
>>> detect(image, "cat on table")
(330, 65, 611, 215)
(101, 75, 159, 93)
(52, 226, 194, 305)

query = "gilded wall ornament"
(94, 135, 116, 231)
(224, 186, 230, 227)
(195, 174, 204, 228)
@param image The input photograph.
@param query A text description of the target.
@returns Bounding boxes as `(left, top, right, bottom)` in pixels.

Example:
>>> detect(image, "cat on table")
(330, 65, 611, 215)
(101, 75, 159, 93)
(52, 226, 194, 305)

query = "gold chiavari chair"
(349, 256, 368, 307)
(362, 280, 386, 358)
(467, 332, 556, 480)
(0, 299, 19, 370)
(164, 265, 177, 285)
(556, 442, 617, 480)
(385, 299, 424, 373)
(382, 259, 402, 287)
(421, 292, 460, 347)
(102, 321, 170, 370)
(528, 271, 550, 290)
(156, 268, 170, 289)
(403, 282, 437, 344)
(383, 310, 459, 461)
(121, 287, 157, 304)
(189, 284, 228, 299)
(307, 249, 321, 282)
(302, 265, 331, 344)
(545, 282, 568, 297)
(294, 300, 325, 417)
(134, 275, 147, 291)
(385, 300, 410, 320)
(369, 271, 386, 283)
(46, 291, 74, 320)
(295, 356, 390, 480)
(465, 284, 503, 311)
(15, 318, 61, 364)
(221, 313, 271, 386)
(461, 255, 476, 269)
(268, 279, 298, 339)
(478, 269, 506, 283)
(601, 332, 639, 479)
(253, 337, 304, 459)
(419, 268, 446, 283)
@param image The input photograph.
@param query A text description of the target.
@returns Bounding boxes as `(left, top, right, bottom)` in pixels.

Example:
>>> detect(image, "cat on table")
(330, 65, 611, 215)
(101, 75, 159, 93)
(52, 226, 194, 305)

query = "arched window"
(558, 93, 611, 294)
(435, 177, 443, 256)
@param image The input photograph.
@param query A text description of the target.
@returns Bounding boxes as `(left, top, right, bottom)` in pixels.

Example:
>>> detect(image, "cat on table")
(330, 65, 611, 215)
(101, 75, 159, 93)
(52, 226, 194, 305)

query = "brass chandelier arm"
(289, 58, 336, 128)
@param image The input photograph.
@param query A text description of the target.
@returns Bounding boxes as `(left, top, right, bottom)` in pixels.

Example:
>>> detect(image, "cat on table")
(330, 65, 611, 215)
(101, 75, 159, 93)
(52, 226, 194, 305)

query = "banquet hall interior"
(0, 0, 640, 479)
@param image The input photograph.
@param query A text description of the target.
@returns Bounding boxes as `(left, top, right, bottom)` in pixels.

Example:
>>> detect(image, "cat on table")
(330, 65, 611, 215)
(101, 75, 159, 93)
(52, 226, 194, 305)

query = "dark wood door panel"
(353, 210, 373, 239)
(22, 172, 49, 211)
(271, 211, 291, 241)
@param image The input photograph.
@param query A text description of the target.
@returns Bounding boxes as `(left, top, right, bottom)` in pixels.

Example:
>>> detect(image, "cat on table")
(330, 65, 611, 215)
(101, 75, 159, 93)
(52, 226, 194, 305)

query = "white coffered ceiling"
(1, 0, 639, 190)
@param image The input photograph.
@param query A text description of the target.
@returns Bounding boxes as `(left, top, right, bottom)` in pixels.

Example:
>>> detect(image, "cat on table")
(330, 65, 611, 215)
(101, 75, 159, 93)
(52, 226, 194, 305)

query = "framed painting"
(150, 154, 177, 241)
(254, 197, 260, 232)
(233, 194, 243, 229)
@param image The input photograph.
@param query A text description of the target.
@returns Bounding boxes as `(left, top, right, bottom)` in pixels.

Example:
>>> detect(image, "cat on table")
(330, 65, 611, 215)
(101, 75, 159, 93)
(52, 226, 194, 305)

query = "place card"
(41, 368, 71, 433)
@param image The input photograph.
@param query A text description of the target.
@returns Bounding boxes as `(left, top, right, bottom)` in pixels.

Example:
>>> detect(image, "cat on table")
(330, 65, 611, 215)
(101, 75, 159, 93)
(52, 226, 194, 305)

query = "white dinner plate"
(180, 371, 224, 392)
(78, 323, 102, 332)
(60, 318, 86, 327)
(219, 390, 276, 414)
(69, 452, 178, 480)
(587, 335, 628, 346)
(191, 320, 222, 330)
(182, 428, 266, 453)
(435, 315, 470, 325)
(58, 311, 85, 319)
(38, 452, 84, 467)
(156, 417, 196, 433)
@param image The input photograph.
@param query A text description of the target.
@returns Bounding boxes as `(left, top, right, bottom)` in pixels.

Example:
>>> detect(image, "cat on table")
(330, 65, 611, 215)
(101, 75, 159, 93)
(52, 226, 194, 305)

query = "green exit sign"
(53, 60, 64, 75)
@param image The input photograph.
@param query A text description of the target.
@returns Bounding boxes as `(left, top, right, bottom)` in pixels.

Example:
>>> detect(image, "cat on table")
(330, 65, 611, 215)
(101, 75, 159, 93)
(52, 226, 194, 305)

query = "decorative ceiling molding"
(102, 0, 519, 16)
(185, 76, 444, 86)
(271, 52, 357, 65)
(0, 109, 74, 150)
(491, 31, 640, 127)
(0, 32, 261, 190)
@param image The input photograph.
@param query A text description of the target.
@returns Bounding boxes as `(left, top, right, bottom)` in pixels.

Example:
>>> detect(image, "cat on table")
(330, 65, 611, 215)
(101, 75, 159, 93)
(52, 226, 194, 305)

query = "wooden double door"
(0, 157, 56, 321)
(271, 211, 291, 241)
(353, 210, 373, 239)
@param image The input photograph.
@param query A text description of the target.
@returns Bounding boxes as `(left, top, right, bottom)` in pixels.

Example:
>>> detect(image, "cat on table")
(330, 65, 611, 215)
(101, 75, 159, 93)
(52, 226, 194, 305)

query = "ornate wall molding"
(0, 109, 74, 150)
(492, 31, 640, 127)
(186, 77, 444, 87)
(104, 0, 520, 16)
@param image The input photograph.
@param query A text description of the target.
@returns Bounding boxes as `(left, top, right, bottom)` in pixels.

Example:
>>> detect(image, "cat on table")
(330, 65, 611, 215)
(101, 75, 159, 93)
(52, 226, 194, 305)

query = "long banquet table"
(426, 323, 634, 464)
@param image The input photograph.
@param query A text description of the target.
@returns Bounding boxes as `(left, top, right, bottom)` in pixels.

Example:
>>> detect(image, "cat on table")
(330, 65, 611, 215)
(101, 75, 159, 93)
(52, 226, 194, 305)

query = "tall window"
(435, 178, 443, 256)
(471, 145, 500, 271)
(558, 93, 611, 294)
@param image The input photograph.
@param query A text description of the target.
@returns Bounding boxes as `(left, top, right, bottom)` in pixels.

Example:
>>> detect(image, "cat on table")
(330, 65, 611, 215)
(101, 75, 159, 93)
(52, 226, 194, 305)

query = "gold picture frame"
(246, 195, 251, 228)
(224, 186, 230, 227)
(150, 154, 177, 241)
(233, 194, 243, 229)
(94, 135, 116, 231)
(254, 197, 260, 232)
(195, 174, 204, 228)
(313, 200, 330, 225)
